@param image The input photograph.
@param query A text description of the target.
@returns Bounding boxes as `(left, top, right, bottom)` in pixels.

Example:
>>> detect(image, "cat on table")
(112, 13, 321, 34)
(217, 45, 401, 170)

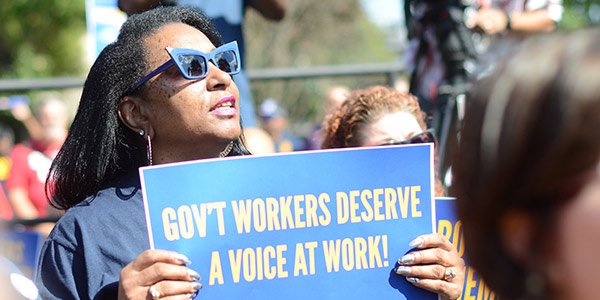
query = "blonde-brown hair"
(321, 86, 426, 149)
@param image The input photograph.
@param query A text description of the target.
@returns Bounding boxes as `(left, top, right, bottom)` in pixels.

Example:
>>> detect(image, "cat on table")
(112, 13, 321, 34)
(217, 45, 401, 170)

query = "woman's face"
(552, 166, 600, 299)
(141, 23, 241, 161)
(359, 111, 423, 147)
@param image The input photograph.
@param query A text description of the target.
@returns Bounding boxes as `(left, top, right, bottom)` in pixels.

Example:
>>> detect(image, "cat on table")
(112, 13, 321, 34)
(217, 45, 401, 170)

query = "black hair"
(48, 6, 248, 210)
(0, 124, 14, 143)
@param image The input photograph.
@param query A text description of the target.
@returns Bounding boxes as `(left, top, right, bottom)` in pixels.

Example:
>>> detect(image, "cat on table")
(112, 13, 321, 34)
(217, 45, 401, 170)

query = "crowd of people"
(1, 1, 599, 300)
(0, 97, 68, 235)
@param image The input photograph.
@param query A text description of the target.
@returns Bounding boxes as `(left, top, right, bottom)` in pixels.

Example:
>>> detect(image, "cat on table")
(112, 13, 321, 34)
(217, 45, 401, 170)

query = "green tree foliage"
(0, 1, 86, 78)
(560, 0, 597, 29)
(0, 0, 594, 134)
(244, 0, 397, 130)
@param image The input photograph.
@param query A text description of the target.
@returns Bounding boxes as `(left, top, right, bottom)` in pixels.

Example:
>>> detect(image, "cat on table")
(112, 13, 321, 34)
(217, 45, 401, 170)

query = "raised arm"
(467, 8, 558, 35)
(247, 0, 288, 21)
(11, 103, 44, 143)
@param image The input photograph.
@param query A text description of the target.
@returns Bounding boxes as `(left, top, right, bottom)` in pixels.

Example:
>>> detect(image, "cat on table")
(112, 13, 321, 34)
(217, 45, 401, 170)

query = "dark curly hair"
(321, 85, 427, 149)
(47, 6, 248, 210)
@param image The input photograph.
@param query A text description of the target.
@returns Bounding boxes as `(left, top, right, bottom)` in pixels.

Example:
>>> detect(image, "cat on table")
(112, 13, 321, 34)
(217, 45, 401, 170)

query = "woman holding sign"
(322, 86, 464, 299)
(453, 28, 600, 300)
(36, 6, 462, 300)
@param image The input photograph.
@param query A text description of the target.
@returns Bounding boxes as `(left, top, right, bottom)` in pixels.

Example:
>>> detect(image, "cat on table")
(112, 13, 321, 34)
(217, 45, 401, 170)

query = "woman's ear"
(499, 210, 535, 263)
(118, 96, 154, 137)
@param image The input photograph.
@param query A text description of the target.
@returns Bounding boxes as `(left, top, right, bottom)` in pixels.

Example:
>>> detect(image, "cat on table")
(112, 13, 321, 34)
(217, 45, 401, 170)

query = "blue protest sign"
(0, 230, 44, 279)
(141, 145, 436, 299)
(435, 197, 496, 300)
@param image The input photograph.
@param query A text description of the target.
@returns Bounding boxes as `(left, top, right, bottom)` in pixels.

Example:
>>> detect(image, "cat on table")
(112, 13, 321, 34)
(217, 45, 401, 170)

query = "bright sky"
(359, 0, 403, 28)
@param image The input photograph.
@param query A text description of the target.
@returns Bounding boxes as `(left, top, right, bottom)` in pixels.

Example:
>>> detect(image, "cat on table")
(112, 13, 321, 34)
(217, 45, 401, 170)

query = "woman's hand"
(395, 233, 465, 300)
(118, 249, 202, 300)
(466, 8, 509, 35)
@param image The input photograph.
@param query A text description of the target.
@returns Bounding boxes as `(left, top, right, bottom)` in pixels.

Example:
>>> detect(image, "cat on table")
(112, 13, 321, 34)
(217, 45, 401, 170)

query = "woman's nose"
(205, 62, 233, 91)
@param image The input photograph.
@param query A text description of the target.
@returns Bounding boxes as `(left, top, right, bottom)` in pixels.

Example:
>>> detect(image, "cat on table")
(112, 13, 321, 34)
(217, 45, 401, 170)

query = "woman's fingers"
(396, 264, 462, 281)
(160, 295, 197, 300)
(409, 233, 456, 253)
(396, 234, 465, 300)
(395, 264, 446, 280)
(399, 248, 458, 267)
(139, 262, 201, 286)
(119, 249, 200, 300)
(405, 277, 463, 300)
(149, 280, 202, 299)
(130, 249, 191, 271)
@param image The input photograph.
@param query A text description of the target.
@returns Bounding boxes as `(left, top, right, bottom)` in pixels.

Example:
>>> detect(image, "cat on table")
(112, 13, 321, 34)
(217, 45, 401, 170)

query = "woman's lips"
(210, 95, 237, 117)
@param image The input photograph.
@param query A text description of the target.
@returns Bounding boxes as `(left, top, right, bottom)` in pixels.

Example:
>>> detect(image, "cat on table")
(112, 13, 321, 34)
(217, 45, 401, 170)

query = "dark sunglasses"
(128, 41, 241, 94)
(378, 129, 436, 146)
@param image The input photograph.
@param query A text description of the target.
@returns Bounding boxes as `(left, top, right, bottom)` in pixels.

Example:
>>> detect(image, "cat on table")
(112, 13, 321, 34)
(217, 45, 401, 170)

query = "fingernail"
(173, 253, 191, 265)
(188, 269, 201, 281)
(395, 266, 411, 276)
(398, 254, 414, 265)
(406, 277, 420, 284)
(191, 282, 202, 291)
(186, 292, 197, 300)
(409, 237, 423, 248)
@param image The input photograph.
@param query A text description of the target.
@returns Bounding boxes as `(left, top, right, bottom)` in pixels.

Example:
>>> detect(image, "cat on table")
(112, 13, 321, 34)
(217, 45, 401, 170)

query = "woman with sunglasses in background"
(453, 28, 600, 299)
(321, 85, 464, 300)
(35, 7, 248, 299)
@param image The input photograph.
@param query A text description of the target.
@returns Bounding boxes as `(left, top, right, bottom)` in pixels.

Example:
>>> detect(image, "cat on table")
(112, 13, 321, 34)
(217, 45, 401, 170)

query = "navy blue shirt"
(35, 174, 149, 299)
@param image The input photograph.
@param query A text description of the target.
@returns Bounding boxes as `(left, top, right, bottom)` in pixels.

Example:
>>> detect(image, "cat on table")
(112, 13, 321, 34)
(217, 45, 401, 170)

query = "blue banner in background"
(141, 145, 437, 299)
(0, 231, 44, 279)
(85, 0, 126, 62)
(435, 197, 496, 300)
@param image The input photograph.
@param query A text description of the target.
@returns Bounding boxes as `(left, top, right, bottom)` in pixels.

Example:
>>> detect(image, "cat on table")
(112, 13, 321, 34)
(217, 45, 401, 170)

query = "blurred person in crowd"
(321, 85, 463, 299)
(404, 0, 563, 147)
(242, 127, 275, 155)
(118, 0, 288, 128)
(0, 123, 15, 220)
(10, 99, 45, 145)
(0, 255, 40, 300)
(322, 86, 445, 196)
(323, 85, 350, 117)
(1, 212, 39, 299)
(258, 98, 307, 152)
(466, 0, 564, 76)
(0, 184, 12, 221)
(466, 0, 562, 37)
(452, 28, 600, 299)
(6, 98, 68, 236)
(307, 85, 350, 150)
(0, 124, 15, 186)
(394, 76, 410, 94)
(405, 0, 563, 105)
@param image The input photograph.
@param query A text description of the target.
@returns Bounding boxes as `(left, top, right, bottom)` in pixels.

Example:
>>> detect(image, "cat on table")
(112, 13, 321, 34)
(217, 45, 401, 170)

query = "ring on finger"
(149, 285, 160, 300)
(444, 267, 456, 281)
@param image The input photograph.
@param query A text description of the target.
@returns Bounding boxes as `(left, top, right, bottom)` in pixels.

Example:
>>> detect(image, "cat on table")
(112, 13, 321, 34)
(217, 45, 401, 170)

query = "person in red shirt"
(0, 184, 12, 220)
(6, 97, 68, 235)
